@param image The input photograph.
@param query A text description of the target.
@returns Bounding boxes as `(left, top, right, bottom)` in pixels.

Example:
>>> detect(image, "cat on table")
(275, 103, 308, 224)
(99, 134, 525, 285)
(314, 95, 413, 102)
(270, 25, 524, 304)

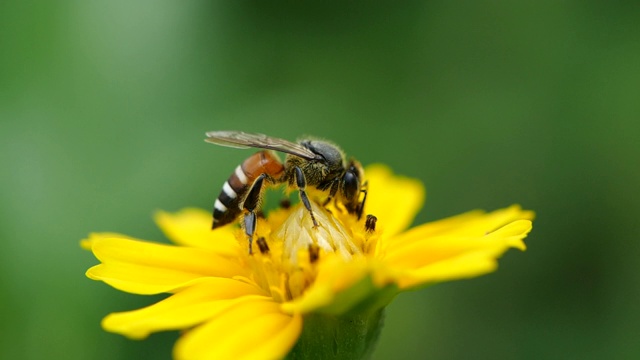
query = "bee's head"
(300, 140, 344, 173)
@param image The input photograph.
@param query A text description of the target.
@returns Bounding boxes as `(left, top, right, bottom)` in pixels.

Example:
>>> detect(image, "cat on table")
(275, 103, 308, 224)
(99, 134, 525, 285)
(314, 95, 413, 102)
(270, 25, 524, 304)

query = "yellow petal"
(388, 205, 534, 247)
(80, 232, 133, 250)
(282, 256, 369, 314)
(384, 220, 533, 289)
(87, 263, 202, 295)
(102, 278, 269, 339)
(282, 256, 395, 315)
(395, 248, 504, 288)
(86, 237, 248, 294)
(174, 298, 302, 360)
(384, 219, 532, 265)
(155, 208, 242, 256)
(363, 164, 425, 238)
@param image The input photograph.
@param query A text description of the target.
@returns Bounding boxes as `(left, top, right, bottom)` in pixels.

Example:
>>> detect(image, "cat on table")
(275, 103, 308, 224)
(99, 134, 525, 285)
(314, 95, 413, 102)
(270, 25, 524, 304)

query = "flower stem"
(285, 309, 385, 360)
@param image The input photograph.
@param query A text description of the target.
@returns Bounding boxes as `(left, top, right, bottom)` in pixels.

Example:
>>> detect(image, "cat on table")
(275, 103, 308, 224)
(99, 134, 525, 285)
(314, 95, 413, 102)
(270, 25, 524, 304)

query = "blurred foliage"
(1, 1, 639, 359)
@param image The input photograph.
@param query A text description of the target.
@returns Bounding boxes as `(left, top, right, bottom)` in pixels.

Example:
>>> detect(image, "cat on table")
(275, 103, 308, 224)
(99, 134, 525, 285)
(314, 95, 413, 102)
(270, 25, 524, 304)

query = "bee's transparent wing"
(205, 131, 318, 160)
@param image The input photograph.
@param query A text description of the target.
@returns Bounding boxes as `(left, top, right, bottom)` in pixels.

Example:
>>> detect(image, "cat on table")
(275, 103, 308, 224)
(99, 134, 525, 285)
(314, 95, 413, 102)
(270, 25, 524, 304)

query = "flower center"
(276, 201, 362, 264)
(244, 201, 371, 303)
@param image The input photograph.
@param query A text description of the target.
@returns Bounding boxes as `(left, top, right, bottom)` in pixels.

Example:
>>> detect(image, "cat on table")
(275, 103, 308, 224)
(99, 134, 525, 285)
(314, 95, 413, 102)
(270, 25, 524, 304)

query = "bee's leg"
(322, 181, 340, 207)
(294, 166, 319, 228)
(322, 197, 331, 206)
(356, 181, 368, 220)
(242, 174, 266, 254)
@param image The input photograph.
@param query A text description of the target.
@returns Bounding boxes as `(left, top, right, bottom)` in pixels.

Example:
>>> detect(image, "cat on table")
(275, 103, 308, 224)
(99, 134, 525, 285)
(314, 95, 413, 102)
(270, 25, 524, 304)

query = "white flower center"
(275, 201, 361, 264)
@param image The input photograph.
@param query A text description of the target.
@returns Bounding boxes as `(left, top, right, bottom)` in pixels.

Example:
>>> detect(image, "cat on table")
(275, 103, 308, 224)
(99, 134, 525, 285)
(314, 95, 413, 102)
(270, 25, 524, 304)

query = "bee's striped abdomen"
(212, 164, 247, 229)
(212, 151, 284, 229)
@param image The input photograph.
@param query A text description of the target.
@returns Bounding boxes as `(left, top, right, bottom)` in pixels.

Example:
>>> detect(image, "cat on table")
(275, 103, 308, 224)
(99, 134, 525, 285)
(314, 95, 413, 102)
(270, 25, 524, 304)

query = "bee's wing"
(205, 131, 319, 160)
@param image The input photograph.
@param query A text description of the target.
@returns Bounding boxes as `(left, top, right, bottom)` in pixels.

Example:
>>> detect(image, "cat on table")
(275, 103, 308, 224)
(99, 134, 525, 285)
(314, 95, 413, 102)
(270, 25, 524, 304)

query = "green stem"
(285, 309, 385, 360)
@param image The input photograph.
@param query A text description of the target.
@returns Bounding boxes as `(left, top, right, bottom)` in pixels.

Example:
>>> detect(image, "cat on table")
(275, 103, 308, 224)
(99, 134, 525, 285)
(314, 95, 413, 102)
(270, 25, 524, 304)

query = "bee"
(205, 131, 367, 254)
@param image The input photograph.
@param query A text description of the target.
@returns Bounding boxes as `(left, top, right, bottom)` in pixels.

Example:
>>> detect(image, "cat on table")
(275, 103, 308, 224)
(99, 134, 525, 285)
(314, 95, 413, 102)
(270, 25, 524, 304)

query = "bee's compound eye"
(342, 171, 360, 203)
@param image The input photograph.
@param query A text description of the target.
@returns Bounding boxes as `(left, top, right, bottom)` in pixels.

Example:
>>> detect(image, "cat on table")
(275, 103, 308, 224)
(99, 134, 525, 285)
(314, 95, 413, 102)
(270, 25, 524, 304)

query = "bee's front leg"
(356, 180, 368, 220)
(321, 181, 340, 208)
(294, 167, 319, 228)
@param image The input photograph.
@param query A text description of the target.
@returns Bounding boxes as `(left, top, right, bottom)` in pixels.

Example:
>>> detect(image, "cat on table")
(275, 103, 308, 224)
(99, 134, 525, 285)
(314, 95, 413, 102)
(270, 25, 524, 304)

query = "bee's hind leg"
(242, 174, 266, 254)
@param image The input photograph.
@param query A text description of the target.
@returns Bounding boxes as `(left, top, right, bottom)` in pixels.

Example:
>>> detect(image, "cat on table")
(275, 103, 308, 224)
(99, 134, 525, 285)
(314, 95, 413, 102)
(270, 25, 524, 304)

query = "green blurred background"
(2, 1, 639, 359)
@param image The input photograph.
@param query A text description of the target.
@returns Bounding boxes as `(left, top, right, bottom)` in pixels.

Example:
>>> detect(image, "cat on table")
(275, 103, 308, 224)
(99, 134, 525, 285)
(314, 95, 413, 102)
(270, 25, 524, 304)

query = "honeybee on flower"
(83, 132, 534, 360)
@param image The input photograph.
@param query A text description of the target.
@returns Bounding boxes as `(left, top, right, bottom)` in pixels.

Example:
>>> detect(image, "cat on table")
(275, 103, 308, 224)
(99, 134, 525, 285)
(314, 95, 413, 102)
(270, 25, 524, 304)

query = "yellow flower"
(83, 164, 534, 360)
